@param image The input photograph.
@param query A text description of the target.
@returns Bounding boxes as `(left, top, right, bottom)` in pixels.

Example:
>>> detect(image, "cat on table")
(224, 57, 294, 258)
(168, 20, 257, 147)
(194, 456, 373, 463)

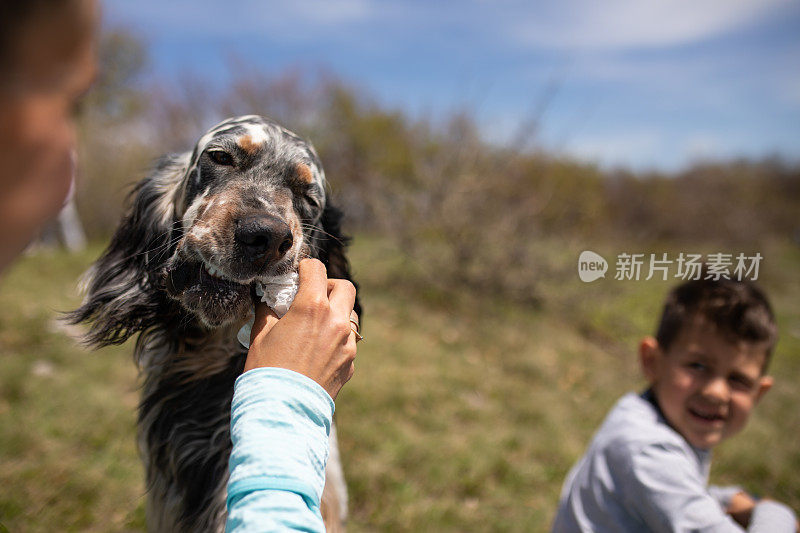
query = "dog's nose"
(234, 215, 294, 261)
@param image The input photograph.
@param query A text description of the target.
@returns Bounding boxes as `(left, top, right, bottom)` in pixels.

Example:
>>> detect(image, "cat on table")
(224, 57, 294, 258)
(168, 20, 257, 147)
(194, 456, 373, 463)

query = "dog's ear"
(67, 153, 189, 347)
(315, 202, 361, 317)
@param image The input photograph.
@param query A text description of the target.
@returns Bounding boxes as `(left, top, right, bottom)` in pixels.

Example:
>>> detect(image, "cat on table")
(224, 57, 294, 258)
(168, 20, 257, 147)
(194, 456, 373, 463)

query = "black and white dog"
(69, 115, 358, 532)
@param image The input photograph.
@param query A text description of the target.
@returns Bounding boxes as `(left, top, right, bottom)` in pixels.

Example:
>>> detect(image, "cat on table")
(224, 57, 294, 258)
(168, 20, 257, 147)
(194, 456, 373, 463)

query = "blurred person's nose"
(700, 376, 730, 405)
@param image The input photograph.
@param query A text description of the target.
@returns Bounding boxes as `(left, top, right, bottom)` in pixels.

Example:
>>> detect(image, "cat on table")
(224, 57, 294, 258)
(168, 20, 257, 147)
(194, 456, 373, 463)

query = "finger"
(294, 258, 328, 305)
(348, 310, 363, 342)
(344, 360, 355, 384)
(251, 301, 280, 344)
(330, 361, 356, 400)
(328, 279, 356, 319)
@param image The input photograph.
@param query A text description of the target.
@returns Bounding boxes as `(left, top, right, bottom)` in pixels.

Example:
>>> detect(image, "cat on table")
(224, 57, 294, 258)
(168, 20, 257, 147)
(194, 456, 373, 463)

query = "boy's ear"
(754, 375, 773, 404)
(639, 336, 661, 384)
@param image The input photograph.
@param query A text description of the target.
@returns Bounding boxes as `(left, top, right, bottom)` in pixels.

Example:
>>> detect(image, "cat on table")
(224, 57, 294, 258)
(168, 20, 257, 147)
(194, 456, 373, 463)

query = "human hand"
(243, 258, 359, 400)
(727, 491, 756, 528)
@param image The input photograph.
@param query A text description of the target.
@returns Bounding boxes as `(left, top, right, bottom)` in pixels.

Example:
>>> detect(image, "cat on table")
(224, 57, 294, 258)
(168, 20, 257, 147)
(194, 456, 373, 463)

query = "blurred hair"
(0, 0, 85, 83)
(655, 275, 778, 371)
(1, 1, 56, 65)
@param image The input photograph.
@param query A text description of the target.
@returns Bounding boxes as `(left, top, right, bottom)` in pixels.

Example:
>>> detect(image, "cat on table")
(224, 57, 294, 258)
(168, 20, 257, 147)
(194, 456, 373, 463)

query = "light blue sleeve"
(226, 367, 335, 533)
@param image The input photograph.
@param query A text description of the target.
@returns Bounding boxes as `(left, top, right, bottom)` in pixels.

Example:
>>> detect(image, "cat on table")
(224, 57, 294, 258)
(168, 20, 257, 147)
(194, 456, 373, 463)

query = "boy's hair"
(655, 277, 778, 369)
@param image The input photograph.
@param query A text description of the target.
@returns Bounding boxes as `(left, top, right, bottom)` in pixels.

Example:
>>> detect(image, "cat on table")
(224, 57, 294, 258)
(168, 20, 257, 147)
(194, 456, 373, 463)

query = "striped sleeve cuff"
(227, 367, 335, 510)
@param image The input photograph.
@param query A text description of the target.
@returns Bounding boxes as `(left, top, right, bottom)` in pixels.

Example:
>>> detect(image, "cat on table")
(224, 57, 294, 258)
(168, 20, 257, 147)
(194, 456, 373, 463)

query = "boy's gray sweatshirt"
(552, 391, 796, 532)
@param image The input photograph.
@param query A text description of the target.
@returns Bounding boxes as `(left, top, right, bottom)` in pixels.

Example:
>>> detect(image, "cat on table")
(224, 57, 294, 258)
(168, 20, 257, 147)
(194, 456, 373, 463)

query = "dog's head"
(70, 115, 356, 346)
(162, 115, 329, 328)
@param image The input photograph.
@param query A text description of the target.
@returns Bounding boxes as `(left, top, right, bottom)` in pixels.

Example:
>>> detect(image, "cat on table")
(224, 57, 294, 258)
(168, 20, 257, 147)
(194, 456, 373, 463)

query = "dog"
(68, 115, 358, 532)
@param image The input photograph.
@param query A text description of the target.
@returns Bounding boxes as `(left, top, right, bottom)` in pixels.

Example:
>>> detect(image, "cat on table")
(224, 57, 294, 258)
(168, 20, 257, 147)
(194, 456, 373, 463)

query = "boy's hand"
(728, 493, 800, 531)
(244, 258, 359, 400)
(727, 491, 756, 527)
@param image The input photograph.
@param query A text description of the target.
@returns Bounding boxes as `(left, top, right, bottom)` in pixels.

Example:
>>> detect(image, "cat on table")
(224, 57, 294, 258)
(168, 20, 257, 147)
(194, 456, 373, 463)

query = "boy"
(553, 278, 797, 532)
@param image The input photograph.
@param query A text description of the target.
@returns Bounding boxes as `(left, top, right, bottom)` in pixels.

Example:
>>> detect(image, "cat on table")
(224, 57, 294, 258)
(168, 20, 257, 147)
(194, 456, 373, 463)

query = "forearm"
(226, 367, 335, 532)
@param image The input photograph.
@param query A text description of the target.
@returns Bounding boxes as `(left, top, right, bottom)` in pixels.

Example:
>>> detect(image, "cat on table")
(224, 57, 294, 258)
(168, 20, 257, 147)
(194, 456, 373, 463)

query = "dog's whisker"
(110, 232, 182, 266)
(300, 223, 346, 245)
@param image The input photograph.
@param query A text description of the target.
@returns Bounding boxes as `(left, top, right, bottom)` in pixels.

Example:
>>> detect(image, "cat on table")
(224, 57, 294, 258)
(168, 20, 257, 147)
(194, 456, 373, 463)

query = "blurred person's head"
(639, 277, 777, 450)
(0, 0, 97, 272)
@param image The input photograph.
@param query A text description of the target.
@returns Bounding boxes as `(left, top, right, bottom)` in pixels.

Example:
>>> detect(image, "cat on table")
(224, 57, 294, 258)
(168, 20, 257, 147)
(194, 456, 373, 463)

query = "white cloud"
(258, 0, 374, 26)
(105, 0, 797, 52)
(684, 133, 723, 161)
(104, 0, 376, 39)
(566, 130, 663, 168)
(509, 0, 794, 50)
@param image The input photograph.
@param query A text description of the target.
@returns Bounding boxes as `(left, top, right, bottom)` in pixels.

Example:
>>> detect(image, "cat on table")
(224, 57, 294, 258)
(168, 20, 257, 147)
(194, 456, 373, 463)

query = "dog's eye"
(303, 186, 323, 209)
(208, 150, 234, 166)
(304, 194, 322, 210)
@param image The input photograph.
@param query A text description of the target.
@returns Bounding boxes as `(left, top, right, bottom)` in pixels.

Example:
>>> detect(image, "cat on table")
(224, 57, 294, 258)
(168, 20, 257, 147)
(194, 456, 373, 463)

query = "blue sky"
(103, 0, 800, 171)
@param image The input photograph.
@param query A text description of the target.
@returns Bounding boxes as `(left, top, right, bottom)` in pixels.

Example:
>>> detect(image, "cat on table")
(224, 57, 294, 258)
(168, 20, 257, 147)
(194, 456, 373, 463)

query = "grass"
(1, 237, 798, 531)
(0, 246, 145, 531)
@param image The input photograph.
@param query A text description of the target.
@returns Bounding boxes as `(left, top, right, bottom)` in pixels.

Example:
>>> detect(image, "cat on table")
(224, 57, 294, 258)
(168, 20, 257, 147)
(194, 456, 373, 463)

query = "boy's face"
(640, 316, 773, 450)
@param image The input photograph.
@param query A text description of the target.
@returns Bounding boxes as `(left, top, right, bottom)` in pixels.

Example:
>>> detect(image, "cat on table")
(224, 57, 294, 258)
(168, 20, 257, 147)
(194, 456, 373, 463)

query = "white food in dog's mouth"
(237, 271, 300, 349)
(253, 271, 299, 316)
(195, 259, 301, 348)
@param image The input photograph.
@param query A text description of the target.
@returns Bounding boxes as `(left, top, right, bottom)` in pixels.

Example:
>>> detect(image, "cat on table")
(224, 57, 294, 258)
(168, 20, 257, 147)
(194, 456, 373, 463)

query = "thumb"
(250, 301, 280, 344)
(293, 258, 327, 305)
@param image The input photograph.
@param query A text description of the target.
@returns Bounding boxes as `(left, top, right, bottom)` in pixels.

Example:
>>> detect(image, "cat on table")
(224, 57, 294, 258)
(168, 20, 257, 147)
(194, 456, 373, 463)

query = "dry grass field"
(1, 237, 798, 531)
